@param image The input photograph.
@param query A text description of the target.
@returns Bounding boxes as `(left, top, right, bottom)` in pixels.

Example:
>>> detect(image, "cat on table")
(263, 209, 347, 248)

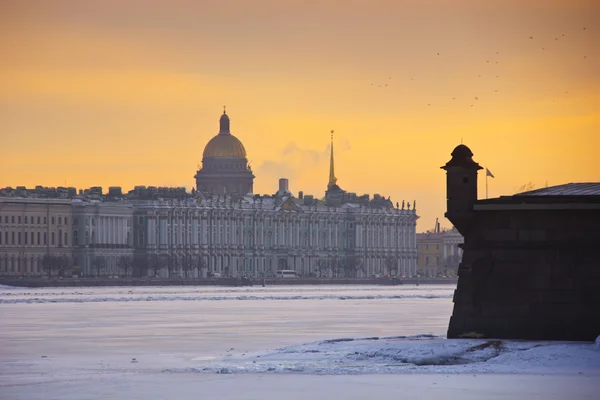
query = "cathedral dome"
(202, 110, 247, 158)
(203, 134, 247, 158)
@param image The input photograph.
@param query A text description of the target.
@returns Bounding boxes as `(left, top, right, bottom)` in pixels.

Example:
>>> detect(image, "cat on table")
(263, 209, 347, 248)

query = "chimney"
(298, 191, 304, 199)
(278, 178, 289, 195)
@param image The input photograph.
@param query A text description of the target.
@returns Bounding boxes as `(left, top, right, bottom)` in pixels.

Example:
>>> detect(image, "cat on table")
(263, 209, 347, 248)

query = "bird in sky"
(475, 97, 479, 100)
(530, 36, 534, 39)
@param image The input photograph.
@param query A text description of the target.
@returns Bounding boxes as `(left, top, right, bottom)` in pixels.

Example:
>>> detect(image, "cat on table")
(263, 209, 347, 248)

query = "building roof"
(514, 182, 600, 197)
(474, 182, 600, 210)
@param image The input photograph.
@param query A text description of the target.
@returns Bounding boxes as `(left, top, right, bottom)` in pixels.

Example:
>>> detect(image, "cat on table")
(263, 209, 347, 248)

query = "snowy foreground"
(1, 284, 599, 399)
(175, 334, 600, 376)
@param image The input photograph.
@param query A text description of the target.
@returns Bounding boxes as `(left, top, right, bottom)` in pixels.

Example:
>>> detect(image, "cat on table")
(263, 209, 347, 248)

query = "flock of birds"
(368, 28, 591, 108)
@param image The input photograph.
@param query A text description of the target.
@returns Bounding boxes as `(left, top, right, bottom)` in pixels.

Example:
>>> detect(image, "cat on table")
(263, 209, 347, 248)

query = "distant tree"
(133, 254, 147, 277)
(169, 254, 180, 278)
(148, 254, 161, 277)
(384, 256, 398, 277)
(56, 255, 69, 277)
(342, 255, 360, 278)
(316, 258, 330, 278)
(444, 254, 462, 276)
(93, 256, 106, 278)
(156, 254, 169, 277)
(197, 256, 207, 278)
(41, 255, 53, 278)
(182, 254, 193, 279)
(117, 256, 133, 277)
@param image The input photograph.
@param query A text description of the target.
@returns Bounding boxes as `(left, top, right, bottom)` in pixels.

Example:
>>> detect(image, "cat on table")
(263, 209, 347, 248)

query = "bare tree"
(197, 256, 207, 278)
(316, 258, 330, 278)
(182, 254, 193, 279)
(42, 255, 53, 278)
(169, 254, 180, 278)
(133, 254, 148, 277)
(444, 254, 462, 276)
(117, 256, 133, 277)
(93, 255, 106, 278)
(56, 255, 69, 277)
(156, 254, 169, 277)
(148, 254, 161, 278)
(384, 256, 398, 277)
(342, 255, 361, 278)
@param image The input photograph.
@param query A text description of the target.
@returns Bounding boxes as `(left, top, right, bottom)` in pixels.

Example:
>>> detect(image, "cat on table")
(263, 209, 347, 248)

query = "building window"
(24, 232, 28, 245)
(37, 232, 41, 245)
(25, 216, 28, 224)
(425, 256, 429, 265)
(18, 232, 22, 245)
(18, 216, 21, 223)
(139, 216, 144, 225)
(64, 232, 68, 246)
(91, 218, 95, 226)
(44, 232, 47, 245)
(31, 232, 34, 245)
(5, 232, 7, 244)
(425, 244, 428, 250)
(51, 232, 55, 246)
(0, 232, 2, 245)
(4, 216, 7, 223)
(59, 217, 62, 225)
(74, 231, 78, 246)
(436, 244, 439, 250)
(11, 216, 15, 223)
(64, 217, 68, 225)
(39, 217, 42, 224)
(73, 217, 78, 225)
(138, 231, 144, 246)
(52, 217, 55, 225)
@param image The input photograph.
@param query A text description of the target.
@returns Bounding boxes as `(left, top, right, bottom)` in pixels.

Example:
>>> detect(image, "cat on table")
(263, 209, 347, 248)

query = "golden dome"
(202, 110, 248, 158)
(203, 134, 247, 158)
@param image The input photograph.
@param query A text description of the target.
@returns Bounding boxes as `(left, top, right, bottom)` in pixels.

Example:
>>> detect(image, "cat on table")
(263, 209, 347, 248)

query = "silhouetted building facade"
(442, 144, 600, 341)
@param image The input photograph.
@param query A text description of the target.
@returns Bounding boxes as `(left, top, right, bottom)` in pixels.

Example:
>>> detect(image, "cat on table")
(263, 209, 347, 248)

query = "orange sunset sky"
(1, 0, 599, 232)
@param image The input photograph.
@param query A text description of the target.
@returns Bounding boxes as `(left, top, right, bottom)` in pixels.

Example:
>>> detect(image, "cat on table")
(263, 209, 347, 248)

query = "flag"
(486, 168, 495, 178)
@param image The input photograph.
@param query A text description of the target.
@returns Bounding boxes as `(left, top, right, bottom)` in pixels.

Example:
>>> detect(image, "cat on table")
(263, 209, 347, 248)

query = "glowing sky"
(1, 0, 599, 232)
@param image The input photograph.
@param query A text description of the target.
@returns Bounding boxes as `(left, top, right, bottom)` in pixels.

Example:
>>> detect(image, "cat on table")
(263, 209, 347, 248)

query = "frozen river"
(1, 284, 598, 399)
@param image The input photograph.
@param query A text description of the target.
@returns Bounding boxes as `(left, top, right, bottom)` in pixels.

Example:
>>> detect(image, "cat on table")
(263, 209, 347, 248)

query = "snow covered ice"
(182, 335, 600, 376)
(1, 284, 598, 400)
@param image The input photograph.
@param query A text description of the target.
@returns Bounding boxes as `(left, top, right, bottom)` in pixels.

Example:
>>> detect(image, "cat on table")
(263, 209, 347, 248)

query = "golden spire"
(328, 130, 337, 188)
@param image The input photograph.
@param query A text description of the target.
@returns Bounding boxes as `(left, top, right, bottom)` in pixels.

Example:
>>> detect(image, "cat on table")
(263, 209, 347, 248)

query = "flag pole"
(486, 167, 489, 199)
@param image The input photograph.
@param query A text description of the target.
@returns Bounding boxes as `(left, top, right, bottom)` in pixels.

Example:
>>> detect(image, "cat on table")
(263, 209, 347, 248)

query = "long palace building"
(0, 110, 418, 279)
